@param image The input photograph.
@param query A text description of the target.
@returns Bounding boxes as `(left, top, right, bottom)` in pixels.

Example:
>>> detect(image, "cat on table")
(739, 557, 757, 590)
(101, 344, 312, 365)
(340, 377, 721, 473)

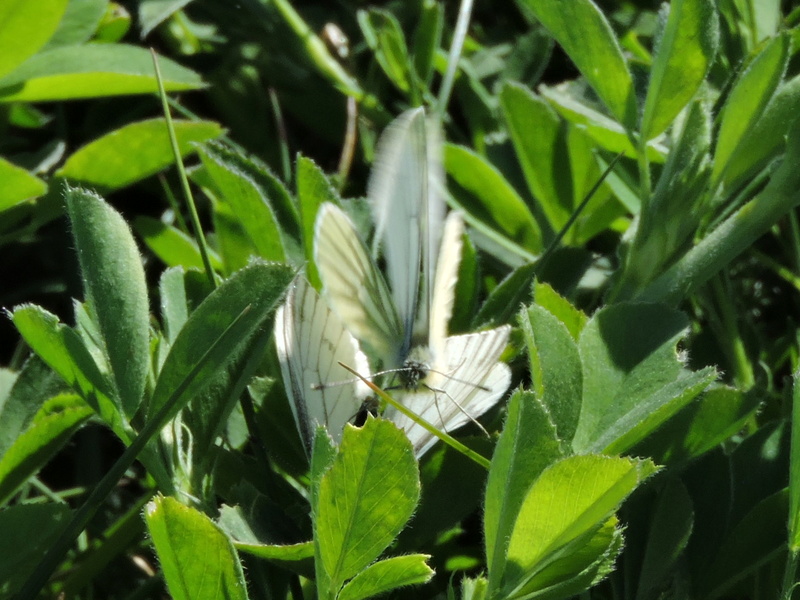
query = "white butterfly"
(314, 108, 511, 456)
(274, 276, 371, 453)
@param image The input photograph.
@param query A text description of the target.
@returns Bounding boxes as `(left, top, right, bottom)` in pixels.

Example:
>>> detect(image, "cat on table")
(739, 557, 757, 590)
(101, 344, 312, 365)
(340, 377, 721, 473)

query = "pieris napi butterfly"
(314, 108, 511, 456)
(274, 276, 371, 454)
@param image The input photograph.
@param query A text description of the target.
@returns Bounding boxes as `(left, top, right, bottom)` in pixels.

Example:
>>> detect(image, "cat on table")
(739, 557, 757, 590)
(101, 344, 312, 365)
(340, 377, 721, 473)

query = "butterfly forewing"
(369, 107, 429, 354)
(275, 277, 370, 452)
(314, 202, 405, 366)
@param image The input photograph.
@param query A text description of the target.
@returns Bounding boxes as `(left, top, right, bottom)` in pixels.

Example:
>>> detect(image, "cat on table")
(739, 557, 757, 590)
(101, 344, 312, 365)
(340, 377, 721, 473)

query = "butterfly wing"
(428, 211, 464, 357)
(275, 277, 371, 452)
(369, 108, 431, 354)
(387, 325, 512, 457)
(417, 116, 446, 341)
(314, 202, 405, 366)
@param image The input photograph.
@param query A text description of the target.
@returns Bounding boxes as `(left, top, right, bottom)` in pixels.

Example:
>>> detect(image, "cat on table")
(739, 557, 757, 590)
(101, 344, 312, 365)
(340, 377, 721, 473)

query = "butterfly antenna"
(427, 384, 490, 438)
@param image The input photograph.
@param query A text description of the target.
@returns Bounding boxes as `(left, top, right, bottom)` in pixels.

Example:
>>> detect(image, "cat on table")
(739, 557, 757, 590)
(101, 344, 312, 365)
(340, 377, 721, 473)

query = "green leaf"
(148, 261, 293, 424)
(338, 555, 433, 600)
(474, 262, 536, 328)
(640, 0, 718, 140)
(0, 43, 204, 102)
(635, 385, 760, 465)
(235, 540, 314, 562)
(212, 206, 254, 274)
(0, 0, 69, 79)
(159, 267, 190, 346)
(791, 372, 800, 551)
(572, 303, 697, 453)
(700, 489, 788, 599)
(198, 144, 286, 262)
(638, 119, 800, 304)
(0, 357, 64, 457)
(540, 84, 668, 163)
(66, 187, 150, 418)
(722, 73, 800, 191)
(712, 32, 790, 185)
(412, 0, 442, 86)
(511, 517, 623, 599)
(358, 9, 413, 94)
(134, 216, 223, 271)
(11, 305, 127, 438)
(200, 141, 299, 242)
(445, 143, 542, 253)
(45, 0, 108, 48)
(58, 118, 223, 192)
(501, 83, 569, 232)
(636, 480, 693, 600)
(484, 391, 564, 594)
(620, 98, 712, 298)
(516, 0, 636, 128)
(532, 281, 587, 341)
(139, 0, 193, 37)
(597, 367, 717, 456)
(0, 157, 47, 212)
(0, 394, 92, 506)
(503, 455, 656, 595)
(520, 305, 582, 444)
(316, 417, 419, 590)
(297, 156, 340, 288)
(0, 504, 71, 599)
(145, 496, 248, 600)
(94, 2, 131, 43)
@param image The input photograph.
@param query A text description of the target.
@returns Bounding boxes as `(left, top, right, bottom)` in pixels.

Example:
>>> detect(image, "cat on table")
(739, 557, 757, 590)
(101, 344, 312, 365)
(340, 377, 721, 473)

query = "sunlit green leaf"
(145, 496, 248, 600)
(0, 157, 46, 212)
(316, 418, 419, 590)
(59, 118, 222, 192)
(516, 0, 636, 128)
(503, 455, 656, 594)
(338, 555, 433, 600)
(0, 44, 204, 102)
(0, 0, 68, 79)
(484, 391, 563, 593)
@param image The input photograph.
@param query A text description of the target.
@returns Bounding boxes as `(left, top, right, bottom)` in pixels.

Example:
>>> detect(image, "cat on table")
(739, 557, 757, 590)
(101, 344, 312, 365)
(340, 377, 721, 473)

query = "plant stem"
(435, 0, 474, 123)
(780, 549, 798, 599)
(151, 50, 217, 289)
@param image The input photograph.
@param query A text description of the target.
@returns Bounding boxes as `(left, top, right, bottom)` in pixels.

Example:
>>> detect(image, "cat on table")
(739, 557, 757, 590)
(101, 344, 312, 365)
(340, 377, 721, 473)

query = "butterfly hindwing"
(275, 277, 370, 452)
(427, 211, 464, 356)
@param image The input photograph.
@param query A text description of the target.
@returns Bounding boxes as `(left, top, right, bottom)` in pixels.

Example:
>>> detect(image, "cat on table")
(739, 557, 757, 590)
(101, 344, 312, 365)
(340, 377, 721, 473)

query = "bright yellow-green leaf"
(316, 418, 419, 589)
(0, 0, 68, 78)
(0, 44, 204, 102)
(58, 118, 222, 192)
(145, 496, 248, 600)
(505, 455, 656, 584)
(0, 157, 46, 212)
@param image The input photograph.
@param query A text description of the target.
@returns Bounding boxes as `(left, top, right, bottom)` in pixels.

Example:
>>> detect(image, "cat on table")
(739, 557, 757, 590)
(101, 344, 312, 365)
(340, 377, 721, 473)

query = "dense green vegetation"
(2, 0, 800, 598)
